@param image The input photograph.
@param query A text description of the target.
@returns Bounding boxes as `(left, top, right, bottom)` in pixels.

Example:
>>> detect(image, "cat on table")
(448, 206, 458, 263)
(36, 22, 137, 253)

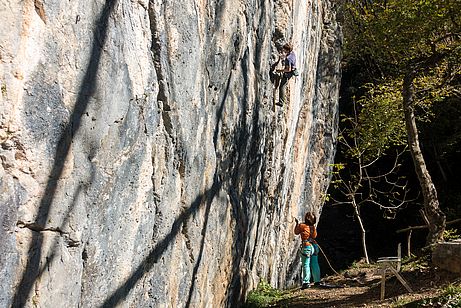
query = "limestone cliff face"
(0, 0, 341, 306)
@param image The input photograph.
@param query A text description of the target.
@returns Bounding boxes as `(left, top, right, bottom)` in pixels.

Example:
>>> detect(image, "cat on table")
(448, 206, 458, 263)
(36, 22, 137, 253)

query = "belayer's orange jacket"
(294, 223, 317, 246)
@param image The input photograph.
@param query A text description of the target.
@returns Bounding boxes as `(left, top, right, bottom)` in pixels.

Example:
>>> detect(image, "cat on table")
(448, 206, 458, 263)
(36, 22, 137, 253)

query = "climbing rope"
(318, 244, 340, 276)
(291, 215, 340, 276)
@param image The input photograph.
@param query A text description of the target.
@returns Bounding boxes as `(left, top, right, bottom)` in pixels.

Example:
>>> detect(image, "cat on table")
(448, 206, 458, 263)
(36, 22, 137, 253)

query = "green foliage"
(244, 280, 287, 308)
(342, 0, 461, 115)
(343, 0, 461, 73)
(353, 82, 406, 160)
(444, 228, 461, 241)
(401, 253, 431, 272)
(395, 283, 461, 307)
(330, 102, 410, 209)
(347, 63, 458, 160)
(336, 0, 461, 217)
(341, 0, 461, 150)
(444, 284, 461, 297)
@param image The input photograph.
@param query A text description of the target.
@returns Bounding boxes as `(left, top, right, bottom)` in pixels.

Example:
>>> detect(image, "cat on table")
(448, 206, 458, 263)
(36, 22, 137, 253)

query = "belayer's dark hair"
(304, 212, 316, 225)
(282, 43, 293, 52)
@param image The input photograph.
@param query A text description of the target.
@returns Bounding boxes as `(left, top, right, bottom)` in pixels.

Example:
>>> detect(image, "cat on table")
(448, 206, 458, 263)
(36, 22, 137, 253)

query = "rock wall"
(433, 240, 461, 273)
(0, 0, 341, 307)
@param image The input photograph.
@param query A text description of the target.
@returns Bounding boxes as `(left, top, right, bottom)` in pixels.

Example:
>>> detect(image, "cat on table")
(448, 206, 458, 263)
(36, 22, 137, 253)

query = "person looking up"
(294, 212, 321, 289)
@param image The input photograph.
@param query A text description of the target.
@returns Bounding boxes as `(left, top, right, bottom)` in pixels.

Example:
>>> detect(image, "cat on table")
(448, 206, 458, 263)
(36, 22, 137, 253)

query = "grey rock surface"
(0, 0, 341, 306)
(433, 240, 461, 273)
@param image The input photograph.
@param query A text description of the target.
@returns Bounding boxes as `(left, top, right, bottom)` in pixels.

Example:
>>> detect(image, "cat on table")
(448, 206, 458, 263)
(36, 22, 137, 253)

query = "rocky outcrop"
(0, 0, 341, 307)
(433, 240, 461, 273)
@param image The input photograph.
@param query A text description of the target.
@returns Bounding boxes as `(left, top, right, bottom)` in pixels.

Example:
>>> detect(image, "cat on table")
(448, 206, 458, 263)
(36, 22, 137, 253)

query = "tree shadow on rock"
(12, 0, 118, 306)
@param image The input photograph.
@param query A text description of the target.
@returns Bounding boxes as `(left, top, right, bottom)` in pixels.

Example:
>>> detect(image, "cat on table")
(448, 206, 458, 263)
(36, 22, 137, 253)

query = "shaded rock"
(433, 240, 461, 273)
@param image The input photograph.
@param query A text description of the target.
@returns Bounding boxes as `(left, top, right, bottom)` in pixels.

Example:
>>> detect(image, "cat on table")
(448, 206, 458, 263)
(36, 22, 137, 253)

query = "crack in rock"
(17, 221, 80, 247)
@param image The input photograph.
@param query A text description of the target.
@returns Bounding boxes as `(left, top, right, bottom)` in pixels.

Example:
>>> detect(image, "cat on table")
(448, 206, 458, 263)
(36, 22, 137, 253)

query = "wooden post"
(380, 268, 386, 300)
(407, 230, 412, 258)
(389, 267, 413, 293)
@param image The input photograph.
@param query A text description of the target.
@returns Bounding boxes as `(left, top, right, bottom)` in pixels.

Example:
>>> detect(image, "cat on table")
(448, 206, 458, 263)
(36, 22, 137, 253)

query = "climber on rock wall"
(294, 212, 321, 289)
(275, 42, 297, 107)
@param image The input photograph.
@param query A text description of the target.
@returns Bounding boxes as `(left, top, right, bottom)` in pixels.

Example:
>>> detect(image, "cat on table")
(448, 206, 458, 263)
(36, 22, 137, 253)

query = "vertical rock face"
(0, 0, 341, 307)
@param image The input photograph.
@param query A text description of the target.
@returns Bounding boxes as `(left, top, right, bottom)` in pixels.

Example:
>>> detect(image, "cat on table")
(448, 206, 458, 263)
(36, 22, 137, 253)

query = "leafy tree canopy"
(341, 0, 461, 160)
(344, 0, 461, 73)
(335, 0, 461, 244)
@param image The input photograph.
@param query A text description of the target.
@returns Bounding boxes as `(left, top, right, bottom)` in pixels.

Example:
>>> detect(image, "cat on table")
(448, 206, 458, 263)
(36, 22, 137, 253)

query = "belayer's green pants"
(301, 244, 321, 284)
(311, 244, 321, 283)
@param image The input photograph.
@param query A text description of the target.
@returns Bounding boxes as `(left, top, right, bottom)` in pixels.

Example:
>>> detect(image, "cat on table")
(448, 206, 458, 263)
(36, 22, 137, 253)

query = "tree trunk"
(402, 72, 446, 246)
(352, 201, 369, 264)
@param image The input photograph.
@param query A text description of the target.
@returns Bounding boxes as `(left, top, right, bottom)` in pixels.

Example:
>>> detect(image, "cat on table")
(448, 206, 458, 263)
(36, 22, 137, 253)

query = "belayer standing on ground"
(294, 212, 321, 289)
(275, 43, 297, 106)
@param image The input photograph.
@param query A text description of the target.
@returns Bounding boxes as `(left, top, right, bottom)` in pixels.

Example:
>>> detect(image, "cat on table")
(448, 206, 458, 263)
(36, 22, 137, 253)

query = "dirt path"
(272, 261, 460, 307)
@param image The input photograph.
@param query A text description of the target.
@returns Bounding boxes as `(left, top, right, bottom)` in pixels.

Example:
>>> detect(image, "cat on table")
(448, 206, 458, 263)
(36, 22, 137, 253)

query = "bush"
(244, 280, 286, 308)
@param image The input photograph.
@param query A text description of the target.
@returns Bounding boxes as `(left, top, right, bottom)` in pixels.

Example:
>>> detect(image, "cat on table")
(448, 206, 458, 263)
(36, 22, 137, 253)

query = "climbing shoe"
(301, 283, 310, 290)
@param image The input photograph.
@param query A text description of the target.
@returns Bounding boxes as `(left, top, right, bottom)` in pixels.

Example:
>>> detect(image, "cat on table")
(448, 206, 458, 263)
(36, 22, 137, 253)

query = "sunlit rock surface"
(0, 0, 341, 306)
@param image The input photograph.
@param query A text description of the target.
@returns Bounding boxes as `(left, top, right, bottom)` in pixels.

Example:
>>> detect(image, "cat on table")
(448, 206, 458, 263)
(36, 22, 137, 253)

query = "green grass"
(444, 228, 461, 241)
(390, 296, 413, 307)
(243, 280, 290, 307)
(401, 252, 431, 272)
(394, 283, 461, 307)
(441, 284, 461, 307)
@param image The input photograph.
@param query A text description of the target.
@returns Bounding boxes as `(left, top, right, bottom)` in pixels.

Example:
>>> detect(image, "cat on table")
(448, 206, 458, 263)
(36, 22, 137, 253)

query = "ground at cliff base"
(247, 256, 461, 308)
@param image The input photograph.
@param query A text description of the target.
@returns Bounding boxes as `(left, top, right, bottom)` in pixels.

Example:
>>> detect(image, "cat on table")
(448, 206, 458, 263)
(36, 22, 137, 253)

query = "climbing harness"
(298, 246, 309, 258)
